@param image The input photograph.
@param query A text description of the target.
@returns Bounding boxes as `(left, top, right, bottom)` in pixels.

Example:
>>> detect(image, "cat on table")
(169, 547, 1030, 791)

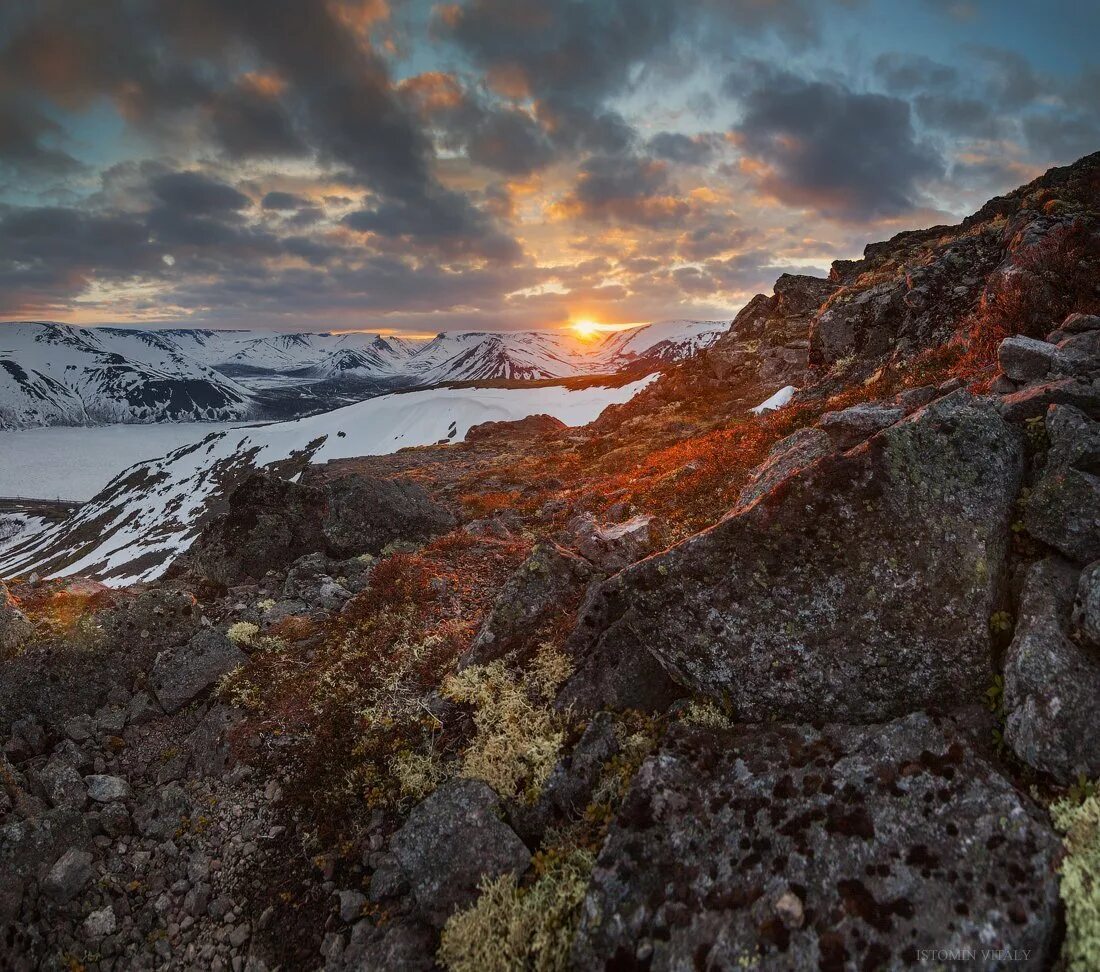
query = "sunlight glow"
(571, 318, 603, 340)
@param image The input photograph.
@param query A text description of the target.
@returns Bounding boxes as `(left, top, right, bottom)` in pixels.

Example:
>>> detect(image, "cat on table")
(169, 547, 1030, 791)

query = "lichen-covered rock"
(1074, 560, 1100, 647)
(318, 473, 455, 559)
(1046, 404, 1100, 473)
(188, 472, 329, 584)
(998, 335, 1067, 383)
(565, 395, 1023, 720)
(99, 588, 202, 653)
(461, 543, 598, 668)
(571, 714, 1061, 970)
(388, 779, 531, 928)
(150, 629, 246, 714)
(736, 428, 833, 509)
(998, 378, 1100, 423)
(563, 513, 653, 573)
(0, 581, 33, 653)
(818, 401, 904, 449)
(1004, 557, 1100, 782)
(42, 847, 94, 903)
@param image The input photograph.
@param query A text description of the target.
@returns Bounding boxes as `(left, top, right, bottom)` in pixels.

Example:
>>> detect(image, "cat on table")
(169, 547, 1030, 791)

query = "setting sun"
(571, 318, 602, 340)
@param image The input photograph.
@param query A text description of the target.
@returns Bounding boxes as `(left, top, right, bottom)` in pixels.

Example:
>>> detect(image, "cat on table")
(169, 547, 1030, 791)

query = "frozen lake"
(0, 422, 257, 500)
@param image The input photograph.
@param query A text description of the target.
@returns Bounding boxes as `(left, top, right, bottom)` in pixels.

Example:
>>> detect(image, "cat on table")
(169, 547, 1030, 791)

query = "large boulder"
(562, 513, 654, 573)
(563, 395, 1023, 720)
(1024, 404, 1100, 564)
(99, 588, 202, 653)
(818, 402, 904, 449)
(571, 714, 1061, 970)
(150, 629, 246, 714)
(387, 779, 530, 928)
(187, 473, 329, 584)
(736, 428, 833, 509)
(1003, 557, 1100, 783)
(461, 543, 598, 669)
(319, 473, 455, 558)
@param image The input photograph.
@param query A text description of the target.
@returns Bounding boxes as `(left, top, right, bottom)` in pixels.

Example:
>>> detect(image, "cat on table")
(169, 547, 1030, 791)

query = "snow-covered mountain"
(0, 376, 657, 585)
(0, 320, 728, 428)
(0, 323, 255, 429)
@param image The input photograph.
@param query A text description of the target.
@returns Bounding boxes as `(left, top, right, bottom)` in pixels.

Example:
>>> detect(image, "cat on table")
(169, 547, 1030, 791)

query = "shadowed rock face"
(571, 715, 1062, 972)
(186, 470, 454, 584)
(1003, 557, 1100, 783)
(564, 395, 1024, 720)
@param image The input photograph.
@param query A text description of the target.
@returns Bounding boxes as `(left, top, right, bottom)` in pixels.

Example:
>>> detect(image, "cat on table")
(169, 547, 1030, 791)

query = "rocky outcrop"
(317, 473, 456, 559)
(188, 470, 455, 584)
(465, 413, 567, 443)
(461, 543, 598, 668)
(385, 779, 530, 928)
(187, 473, 330, 585)
(561, 512, 653, 573)
(1003, 557, 1100, 783)
(150, 629, 247, 715)
(565, 394, 1023, 720)
(572, 714, 1062, 970)
(818, 401, 905, 449)
(735, 428, 833, 509)
(1024, 404, 1100, 564)
(0, 581, 33, 653)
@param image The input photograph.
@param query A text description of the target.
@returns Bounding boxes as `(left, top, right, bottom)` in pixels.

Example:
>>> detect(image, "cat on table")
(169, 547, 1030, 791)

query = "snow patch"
(750, 385, 797, 415)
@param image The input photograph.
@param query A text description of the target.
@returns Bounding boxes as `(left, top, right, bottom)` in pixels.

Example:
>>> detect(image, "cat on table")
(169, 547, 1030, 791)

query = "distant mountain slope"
(0, 319, 728, 428)
(0, 376, 657, 584)
(0, 323, 255, 429)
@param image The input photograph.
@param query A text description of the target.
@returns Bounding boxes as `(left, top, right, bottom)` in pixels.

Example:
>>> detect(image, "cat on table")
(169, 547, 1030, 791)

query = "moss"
(442, 648, 570, 802)
(438, 848, 595, 972)
(680, 698, 733, 730)
(1051, 792, 1100, 970)
(227, 621, 259, 646)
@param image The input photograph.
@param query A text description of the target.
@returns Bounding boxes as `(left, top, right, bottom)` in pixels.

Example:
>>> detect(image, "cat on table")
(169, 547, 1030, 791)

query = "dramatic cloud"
(729, 65, 945, 220)
(0, 0, 1092, 329)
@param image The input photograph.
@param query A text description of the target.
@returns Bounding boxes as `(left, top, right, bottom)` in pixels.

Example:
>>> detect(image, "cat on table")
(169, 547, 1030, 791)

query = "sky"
(0, 0, 1097, 335)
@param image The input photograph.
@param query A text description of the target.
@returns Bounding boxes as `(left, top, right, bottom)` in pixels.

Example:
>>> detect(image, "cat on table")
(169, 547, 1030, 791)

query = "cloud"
(151, 171, 252, 215)
(556, 154, 689, 227)
(873, 53, 959, 94)
(0, 99, 83, 177)
(647, 132, 719, 165)
(913, 93, 1000, 138)
(261, 191, 311, 211)
(728, 65, 944, 221)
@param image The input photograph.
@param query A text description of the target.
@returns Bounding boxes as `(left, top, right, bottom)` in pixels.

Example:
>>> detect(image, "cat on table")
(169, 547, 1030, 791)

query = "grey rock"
(389, 778, 530, 927)
(43, 847, 94, 903)
(368, 853, 409, 902)
(818, 401, 904, 449)
(998, 378, 1100, 423)
(187, 472, 329, 584)
(99, 588, 201, 653)
(344, 920, 436, 972)
(1061, 312, 1100, 334)
(572, 714, 1061, 971)
(1047, 404, 1100, 474)
(1074, 561, 1100, 647)
(85, 774, 131, 803)
(0, 581, 34, 653)
(736, 428, 833, 510)
(1024, 467, 1100, 564)
(563, 513, 654, 573)
(564, 395, 1023, 720)
(337, 889, 366, 923)
(64, 714, 94, 742)
(319, 473, 456, 559)
(37, 759, 87, 809)
(998, 335, 1064, 383)
(1004, 558, 1100, 782)
(462, 543, 598, 669)
(151, 629, 246, 714)
(84, 904, 117, 938)
(895, 384, 938, 411)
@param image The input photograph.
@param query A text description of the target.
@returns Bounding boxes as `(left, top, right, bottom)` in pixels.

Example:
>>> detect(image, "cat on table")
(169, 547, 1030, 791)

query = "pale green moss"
(1051, 792, 1100, 970)
(438, 849, 595, 972)
(227, 621, 259, 646)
